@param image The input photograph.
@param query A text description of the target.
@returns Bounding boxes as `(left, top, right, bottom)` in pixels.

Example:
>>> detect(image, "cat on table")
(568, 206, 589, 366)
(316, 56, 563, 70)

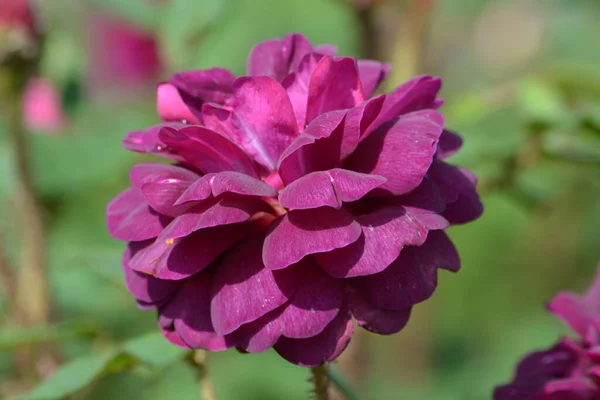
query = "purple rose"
(108, 33, 482, 367)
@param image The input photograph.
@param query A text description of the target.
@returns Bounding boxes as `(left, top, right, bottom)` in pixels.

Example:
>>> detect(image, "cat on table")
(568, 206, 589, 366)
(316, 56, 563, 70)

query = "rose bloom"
(495, 264, 600, 399)
(107, 33, 482, 366)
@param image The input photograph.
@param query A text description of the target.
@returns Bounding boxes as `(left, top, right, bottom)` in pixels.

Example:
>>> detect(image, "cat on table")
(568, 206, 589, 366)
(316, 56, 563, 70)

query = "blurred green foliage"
(1, 0, 600, 399)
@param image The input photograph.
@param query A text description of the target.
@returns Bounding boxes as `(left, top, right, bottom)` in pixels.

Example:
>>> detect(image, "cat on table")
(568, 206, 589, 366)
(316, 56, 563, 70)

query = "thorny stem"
(311, 364, 331, 400)
(188, 350, 217, 400)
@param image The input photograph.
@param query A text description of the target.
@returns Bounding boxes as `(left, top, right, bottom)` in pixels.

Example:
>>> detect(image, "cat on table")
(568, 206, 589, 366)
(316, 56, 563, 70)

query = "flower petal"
(306, 57, 364, 124)
(247, 33, 313, 81)
(160, 271, 238, 351)
(159, 125, 258, 177)
(358, 60, 390, 98)
(156, 83, 199, 124)
(175, 171, 277, 205)
(157, 195, 270, 241)
(122, 241, 180, 306)
(210, 237, 297, 335)
(129, 163, 199, 189)
(129, 223, 249, 280)
(345, 110, 444, 196)
(350, 230, 460, 310)
(229, 76, 299, 170)
(107, 188, 171, 241)
(347, 286, 411, 335)
(365, 75, 442, 136)
(274, 308, 353, 367)
(282, 52, 325, 129)
(278, 169, 386, 210)
(236, 259, 343, 352)
(437, 129, 463, 159)
(263, 207, 362, 270)
(122, 122, 186, 160)
(314, 205, 448, 278)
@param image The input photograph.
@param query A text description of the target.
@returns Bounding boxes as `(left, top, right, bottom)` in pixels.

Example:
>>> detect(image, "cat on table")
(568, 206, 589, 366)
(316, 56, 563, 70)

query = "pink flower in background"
(22, 77, 66, 133)
(0, 0, 36, 35)
(87, 11, 163, 93)
(108, 33, 482, 366)
(495, 264, 600, 399)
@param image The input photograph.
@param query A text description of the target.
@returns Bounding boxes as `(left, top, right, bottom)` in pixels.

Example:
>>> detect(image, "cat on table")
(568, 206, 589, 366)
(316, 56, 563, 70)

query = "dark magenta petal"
(210, 237, 297, 335)
(107, 188, 171, 241)
(350, 230, 459, 310)
(347, 286, 411, 335)
(159, 271, 237, 351)
(345, 110, 444, 196)
(274, 308, 353, 367)
(129, 163, 200, 216)
(129, 223, 249, 280)
(247, 33, 313, 81)
(437, 129, 463, 159)
(283, 52, 325, 129)
(548, 264, 600, 339)
(175, 171, 277, 205)
(156, 83, 199, 124)
(263, 207, 362, 270)
(358, 60, 390, 98)
(277, 110, 346, 184)
(156, 195, 270, 241)
(306, 56, 364, 124)
(314, 206, 448, 278)
(229, 76, 299, 170)
(428, 161, 483, 224)
(365, 75, 442, 136)
(314, 44, 337, 56)
(122, 241, 180, 306)
(122, 122, 186, 160)
(159, 125, 259, 177)
(278, 169, 386, 210)
(161, 328, 190, 348)
(236, 259, 343, 353)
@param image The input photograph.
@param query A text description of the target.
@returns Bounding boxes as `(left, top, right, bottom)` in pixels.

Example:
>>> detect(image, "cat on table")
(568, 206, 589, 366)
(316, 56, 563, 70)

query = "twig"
(188, 350, 216, 400)
(0, 230, 16, 315)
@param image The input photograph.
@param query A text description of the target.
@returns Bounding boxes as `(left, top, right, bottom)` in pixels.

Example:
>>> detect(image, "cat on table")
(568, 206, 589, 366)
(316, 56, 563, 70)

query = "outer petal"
(344, 110, 444, 196)
(437, 129, 463, 159)
(350, 230, 460, 310)
(247, 33, 313, 80)
(263, 207, 362, 270)
(237, 260, 344, 353)
(306, 57, 364, 124)
(347, 286, 411, 335)
(159, 271, 237, 351)
(122, 241, 180, 306)
(278, 169, 386, 210)
(314, 206, 448, 278)
(229, 76, 299, 170)
(274, 308, 353, 367)
(365, 75, 442, 136)
(175, 171, 277, 205)
(548, 264, 600, 339)
(122, 122, 186, 160)
(210, 237, 297, 335)
(107, 188, 171, 241)
(358, 60, 390, 98)
(159, 125, 258, 177)
(128, 223, 249, 280)
(156, 83, 199, 124)
(129, 163, 199, 217)
(167, 68, 235, 119)
(155, 195, 269, 241)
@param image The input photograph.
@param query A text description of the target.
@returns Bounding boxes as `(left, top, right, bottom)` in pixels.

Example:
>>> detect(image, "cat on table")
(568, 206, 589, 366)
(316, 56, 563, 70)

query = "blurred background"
(1, 0, 599, 399)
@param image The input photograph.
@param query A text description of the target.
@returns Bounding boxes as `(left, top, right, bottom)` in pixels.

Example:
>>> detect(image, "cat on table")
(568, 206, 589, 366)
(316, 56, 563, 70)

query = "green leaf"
(17, 351, 118, 400)
(516, 77, 568, 125)
(123, 332, 189, 368)
(543, 129, 600, 162)
(159, 0, 227, 70)
(0, 320, 98, 351)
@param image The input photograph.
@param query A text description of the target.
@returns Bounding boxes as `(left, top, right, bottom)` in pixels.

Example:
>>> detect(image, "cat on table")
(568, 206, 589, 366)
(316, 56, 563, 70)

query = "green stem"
(311, 364, 330, 400)
(188, 350, 216, 400)
(327, 365, 360, 400)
